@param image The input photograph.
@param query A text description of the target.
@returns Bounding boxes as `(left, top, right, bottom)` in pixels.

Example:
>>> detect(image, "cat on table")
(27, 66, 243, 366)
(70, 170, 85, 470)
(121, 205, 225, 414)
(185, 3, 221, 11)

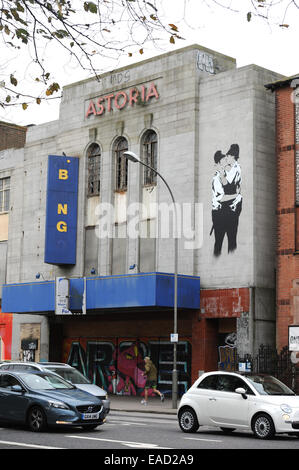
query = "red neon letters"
(85, 83, 159, 118)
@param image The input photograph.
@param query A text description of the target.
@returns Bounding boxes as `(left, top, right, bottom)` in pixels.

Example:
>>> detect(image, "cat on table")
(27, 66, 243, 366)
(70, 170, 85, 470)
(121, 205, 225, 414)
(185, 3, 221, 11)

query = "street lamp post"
(123, 151, 178, 409)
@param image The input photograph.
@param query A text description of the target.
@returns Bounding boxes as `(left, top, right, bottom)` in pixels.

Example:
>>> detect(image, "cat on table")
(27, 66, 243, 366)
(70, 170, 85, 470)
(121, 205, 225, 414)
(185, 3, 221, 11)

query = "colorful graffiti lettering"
(62, 338, 191, 397)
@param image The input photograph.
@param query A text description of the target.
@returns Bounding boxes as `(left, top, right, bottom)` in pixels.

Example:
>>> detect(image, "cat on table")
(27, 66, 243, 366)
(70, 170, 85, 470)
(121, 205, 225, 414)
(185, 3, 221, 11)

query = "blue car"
(0, 370, 108, 432)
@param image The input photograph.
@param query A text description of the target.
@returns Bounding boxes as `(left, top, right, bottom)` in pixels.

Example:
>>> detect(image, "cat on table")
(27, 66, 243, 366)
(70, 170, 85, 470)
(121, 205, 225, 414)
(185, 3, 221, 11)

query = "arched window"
(87, 143, 101, 196)
(142, 130, 157, 186)
(114, 137, 128, 191)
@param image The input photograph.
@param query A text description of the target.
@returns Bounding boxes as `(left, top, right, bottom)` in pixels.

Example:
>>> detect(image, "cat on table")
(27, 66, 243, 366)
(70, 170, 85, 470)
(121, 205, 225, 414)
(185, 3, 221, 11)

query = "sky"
(2, 0, 299, 127)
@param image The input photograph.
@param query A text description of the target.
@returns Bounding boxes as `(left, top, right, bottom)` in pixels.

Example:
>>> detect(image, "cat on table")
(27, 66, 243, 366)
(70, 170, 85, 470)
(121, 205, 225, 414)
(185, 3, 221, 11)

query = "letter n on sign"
(44, 155, 79, 265)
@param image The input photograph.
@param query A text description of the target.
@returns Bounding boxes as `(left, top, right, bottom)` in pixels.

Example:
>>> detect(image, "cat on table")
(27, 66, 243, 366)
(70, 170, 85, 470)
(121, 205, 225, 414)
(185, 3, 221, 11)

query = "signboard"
(289, 325, 299, 352)
(55, 277, 72, 315)
(85, 82, 159, 119)
(238, 361, 251, 372)
(170, 333, 178, 343)
(45, 155, 79, 265)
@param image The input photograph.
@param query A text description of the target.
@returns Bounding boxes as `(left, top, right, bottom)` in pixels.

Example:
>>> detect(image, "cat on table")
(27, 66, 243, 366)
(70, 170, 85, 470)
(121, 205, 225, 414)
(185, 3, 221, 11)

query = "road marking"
(0, 440, 64, 449)
(184, 437, 222, 443)
(108, 420, 145, 426)
(67, 435, 173, 449)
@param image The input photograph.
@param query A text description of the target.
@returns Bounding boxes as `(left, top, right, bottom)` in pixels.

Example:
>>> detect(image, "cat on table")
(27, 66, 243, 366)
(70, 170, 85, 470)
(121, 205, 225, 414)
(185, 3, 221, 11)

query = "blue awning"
(1, 272, 200, 314)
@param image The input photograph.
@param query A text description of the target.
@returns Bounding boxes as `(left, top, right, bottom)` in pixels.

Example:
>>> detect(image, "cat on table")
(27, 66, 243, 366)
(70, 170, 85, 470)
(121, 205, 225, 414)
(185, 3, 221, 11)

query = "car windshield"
(46, 367, 90, 384)
(21, 373, 75, 390)
(245, 374, 295, 396)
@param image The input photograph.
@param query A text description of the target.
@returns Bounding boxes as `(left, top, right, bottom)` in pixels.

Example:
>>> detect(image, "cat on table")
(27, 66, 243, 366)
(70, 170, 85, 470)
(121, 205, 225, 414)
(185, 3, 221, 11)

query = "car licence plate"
(82, 412, 100, 420)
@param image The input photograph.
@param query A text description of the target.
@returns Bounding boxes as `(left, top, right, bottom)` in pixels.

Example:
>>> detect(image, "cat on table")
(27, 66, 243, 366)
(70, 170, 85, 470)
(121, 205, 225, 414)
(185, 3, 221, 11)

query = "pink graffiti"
(108, 342, 146, 395)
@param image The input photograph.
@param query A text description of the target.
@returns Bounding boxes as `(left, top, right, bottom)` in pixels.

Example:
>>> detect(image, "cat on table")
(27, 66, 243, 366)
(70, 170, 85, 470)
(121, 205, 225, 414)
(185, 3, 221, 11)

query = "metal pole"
(172, 227, 178, 409)
(123, 152, 178, 409)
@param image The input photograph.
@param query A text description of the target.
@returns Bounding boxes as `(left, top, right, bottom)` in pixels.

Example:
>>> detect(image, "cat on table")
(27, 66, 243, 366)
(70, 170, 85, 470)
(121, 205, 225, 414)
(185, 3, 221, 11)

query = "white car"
(178, 371, 299, 439)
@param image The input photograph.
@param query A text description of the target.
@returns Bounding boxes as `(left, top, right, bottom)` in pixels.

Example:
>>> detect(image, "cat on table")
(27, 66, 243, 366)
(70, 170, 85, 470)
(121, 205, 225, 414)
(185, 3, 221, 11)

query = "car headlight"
(48, 400, 69, 410)
(280, 404, 292, 414)
(98, 394, 108, 400)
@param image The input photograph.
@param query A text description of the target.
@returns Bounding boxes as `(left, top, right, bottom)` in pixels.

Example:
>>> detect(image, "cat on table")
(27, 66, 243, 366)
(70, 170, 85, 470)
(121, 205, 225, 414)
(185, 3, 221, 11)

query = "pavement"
(109, 395, 179, 415)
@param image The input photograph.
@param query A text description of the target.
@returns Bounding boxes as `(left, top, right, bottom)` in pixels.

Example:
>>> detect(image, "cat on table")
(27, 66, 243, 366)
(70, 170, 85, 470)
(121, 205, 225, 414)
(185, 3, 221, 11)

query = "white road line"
(67, 435, 173, 449)
(108, 420, 145, 426)
(184, 437, 222, 443)
(0, 440, 64, 449)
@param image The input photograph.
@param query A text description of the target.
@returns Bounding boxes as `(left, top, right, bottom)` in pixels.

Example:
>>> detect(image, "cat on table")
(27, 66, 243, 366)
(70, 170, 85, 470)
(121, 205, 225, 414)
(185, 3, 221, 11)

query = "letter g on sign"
(57, 221, 67, 232)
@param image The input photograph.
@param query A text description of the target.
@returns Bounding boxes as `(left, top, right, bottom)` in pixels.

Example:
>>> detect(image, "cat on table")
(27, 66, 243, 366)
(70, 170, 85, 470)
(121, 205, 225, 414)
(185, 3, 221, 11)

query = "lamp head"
(123, 151, 140, 163)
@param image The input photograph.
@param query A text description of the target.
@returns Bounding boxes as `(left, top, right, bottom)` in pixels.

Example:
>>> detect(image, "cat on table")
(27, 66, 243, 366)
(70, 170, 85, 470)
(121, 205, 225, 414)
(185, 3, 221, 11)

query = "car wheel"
(252, 413, 275, 439)
(220, 427, 236, 434)
(178, 408, 199, 433)
(28, 406, 47, 432)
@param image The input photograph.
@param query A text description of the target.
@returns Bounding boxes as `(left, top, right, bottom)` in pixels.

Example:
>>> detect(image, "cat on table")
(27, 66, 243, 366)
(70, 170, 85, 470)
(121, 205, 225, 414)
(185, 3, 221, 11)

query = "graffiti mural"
(210, 144, 242, 256)
(218, 332, 237, 371)
(62, 338, 192, 397)
(0, 312, 12, 360)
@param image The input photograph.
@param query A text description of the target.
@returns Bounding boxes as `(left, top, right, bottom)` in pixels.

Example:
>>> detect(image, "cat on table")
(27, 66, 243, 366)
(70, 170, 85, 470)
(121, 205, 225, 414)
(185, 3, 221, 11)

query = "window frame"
(197, 374, 218, 390)
(0, 176, 10, 213)
(114, 137, 128, 192)
(86, 143, 101, 197)
(141, 130, 158, 187)
(197, 373, 255, 395)
(0, 373, 22, 390)
(215, 374, 255, 395)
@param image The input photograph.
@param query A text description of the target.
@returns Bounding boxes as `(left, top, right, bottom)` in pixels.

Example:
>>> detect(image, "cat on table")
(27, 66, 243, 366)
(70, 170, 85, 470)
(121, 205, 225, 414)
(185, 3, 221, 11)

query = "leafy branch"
(0, 0, 182, 110)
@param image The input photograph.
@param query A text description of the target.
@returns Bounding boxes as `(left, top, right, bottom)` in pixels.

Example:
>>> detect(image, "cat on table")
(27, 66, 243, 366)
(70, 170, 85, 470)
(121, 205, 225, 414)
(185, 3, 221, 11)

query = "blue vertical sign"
(45, 155, 79, 265)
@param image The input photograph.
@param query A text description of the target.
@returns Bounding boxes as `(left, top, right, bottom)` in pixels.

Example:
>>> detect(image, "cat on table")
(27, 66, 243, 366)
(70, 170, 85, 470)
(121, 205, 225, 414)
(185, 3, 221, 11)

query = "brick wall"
(190, 288, 250, 381)
(200, 288, 250, 318)
(0, 122, 27, 151)
(276, 86, 298, 351)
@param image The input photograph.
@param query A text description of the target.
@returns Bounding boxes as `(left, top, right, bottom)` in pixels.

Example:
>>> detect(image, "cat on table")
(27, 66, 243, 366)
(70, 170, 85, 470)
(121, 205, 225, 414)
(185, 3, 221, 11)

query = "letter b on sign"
(59, 169, 68, 180)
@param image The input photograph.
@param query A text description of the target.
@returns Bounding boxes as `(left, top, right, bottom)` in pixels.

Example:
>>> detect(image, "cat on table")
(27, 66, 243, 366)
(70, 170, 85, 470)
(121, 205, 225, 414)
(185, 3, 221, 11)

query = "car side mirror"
(235, 387, 247, 399)
(11, 385, 24, 393)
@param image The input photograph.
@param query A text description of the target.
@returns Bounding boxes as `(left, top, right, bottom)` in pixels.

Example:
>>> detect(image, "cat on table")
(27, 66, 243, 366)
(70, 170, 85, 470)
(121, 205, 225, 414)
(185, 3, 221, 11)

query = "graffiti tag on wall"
(63, 338, 191, 397)
(196, 51, 216, 75)
(218, 332, 237, 371)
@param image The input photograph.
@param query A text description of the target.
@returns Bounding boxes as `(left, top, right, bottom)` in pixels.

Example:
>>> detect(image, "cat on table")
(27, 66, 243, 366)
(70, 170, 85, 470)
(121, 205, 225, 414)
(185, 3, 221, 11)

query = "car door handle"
(209, 397, 216, 401)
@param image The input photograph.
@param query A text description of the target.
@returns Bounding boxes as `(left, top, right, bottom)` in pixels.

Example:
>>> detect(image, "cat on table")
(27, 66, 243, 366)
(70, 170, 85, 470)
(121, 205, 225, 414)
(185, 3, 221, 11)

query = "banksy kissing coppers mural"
(210, 144, 242, 257)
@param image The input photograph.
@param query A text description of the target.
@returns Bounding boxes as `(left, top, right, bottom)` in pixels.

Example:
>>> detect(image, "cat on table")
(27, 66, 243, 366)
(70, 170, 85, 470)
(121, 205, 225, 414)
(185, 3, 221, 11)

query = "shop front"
(2, 272, 200, 397)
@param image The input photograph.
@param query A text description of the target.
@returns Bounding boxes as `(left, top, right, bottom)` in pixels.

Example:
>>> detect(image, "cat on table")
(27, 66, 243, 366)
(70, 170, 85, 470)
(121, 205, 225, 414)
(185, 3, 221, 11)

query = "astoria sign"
(85, 82, 159, 118)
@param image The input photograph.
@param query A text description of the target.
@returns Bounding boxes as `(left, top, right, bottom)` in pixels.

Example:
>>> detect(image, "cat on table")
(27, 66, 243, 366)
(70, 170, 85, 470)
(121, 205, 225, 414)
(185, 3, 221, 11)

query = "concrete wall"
(0, 147, 24, 291)
(6, 45, 237, 284)
(197, 65, 279, 289)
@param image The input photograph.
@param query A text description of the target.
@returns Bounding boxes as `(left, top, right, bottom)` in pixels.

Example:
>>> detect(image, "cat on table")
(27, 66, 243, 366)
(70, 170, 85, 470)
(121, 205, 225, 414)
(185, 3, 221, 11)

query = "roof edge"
(265, 74, 299, 91)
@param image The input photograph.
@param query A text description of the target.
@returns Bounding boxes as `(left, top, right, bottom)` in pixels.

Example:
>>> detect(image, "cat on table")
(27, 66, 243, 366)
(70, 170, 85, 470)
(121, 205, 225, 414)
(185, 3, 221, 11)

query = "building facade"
(0, 122, 49, 362)
(1, 45, 281, 396)
(266, 76, 299, 353)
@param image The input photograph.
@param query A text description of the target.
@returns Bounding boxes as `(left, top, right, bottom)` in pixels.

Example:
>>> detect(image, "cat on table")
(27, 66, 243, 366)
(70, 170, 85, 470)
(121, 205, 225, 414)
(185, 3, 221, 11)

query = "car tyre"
(252, 413, 275, 439)
(178, 408, 199, 433)
(220, 427, 236, 434)
(28, 406, 47, 432)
